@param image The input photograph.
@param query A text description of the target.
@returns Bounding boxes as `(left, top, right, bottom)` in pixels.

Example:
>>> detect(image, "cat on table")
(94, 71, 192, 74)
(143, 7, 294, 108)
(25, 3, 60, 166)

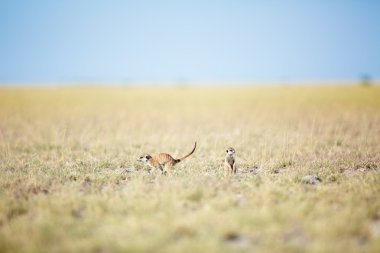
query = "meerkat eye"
(226, 150, 228, 153)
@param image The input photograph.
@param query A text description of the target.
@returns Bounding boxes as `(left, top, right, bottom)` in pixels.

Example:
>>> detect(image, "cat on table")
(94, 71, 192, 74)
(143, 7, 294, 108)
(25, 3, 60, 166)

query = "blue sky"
(0, 0, 379, 84)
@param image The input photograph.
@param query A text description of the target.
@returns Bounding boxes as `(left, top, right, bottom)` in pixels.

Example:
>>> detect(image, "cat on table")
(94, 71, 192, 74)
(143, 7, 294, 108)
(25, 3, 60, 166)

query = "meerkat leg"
(233, 163, 237, 174)
(224, 164, 231, 178)
(153, 164, 164, 175)
(159, 164, 166, 175)
(148, 165, 158, 174)
(164, 163, 173, 176)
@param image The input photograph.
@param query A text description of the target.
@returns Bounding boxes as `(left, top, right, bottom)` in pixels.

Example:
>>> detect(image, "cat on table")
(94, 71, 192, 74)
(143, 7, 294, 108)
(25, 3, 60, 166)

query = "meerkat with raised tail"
(225, 147, 237, 175)
(138, 142, 197, 174)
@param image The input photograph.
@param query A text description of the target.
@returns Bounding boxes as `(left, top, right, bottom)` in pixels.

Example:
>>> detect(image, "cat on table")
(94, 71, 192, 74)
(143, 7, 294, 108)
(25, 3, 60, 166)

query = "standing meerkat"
(225, 147, 237, 175)
(138, 142, 197, 174)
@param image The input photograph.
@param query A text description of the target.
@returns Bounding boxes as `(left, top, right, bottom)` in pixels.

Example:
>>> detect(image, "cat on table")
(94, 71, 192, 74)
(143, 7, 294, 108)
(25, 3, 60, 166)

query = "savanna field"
(0, 85, 379, 253)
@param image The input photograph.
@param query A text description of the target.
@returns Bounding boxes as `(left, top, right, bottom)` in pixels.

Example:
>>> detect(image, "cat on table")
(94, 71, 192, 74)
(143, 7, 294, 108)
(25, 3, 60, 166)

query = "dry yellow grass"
(0, 85, 379, 253)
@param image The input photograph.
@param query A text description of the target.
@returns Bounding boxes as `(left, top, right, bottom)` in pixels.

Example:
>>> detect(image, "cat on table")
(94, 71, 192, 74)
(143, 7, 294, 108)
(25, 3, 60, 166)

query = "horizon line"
(0, 79, 379, 88)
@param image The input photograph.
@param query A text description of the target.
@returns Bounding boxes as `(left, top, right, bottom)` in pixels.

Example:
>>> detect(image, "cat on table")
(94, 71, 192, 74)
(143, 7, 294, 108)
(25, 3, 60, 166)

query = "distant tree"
(360, 74, 371, 86)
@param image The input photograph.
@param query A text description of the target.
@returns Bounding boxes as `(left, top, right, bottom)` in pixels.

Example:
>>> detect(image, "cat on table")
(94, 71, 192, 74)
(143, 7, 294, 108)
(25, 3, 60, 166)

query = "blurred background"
(0, 0, 379, 85)
(1, 3, 380, 252)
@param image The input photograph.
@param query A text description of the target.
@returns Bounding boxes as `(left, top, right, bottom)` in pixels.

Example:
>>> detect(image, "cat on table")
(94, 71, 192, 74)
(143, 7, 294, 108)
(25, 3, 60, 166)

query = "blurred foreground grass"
(0, 85, 379, 253)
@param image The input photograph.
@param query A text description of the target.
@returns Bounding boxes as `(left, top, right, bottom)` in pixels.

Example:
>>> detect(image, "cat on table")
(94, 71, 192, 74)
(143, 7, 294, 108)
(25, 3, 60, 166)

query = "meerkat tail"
(175, 142, 197, 163)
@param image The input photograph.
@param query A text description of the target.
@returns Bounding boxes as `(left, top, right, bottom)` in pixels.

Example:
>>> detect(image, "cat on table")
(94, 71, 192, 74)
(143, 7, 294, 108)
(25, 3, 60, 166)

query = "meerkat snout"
(226, 147, 235, 156)
(138, 154, 152, 163)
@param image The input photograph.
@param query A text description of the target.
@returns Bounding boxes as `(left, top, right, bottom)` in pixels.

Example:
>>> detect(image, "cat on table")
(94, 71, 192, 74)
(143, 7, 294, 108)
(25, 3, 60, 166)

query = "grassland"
(0, 85, 379, 253)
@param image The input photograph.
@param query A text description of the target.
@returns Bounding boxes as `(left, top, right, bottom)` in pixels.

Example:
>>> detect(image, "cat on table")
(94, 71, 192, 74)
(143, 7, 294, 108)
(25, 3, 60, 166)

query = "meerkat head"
(226, 147, 236, 156)
(138, 154, 152, 163)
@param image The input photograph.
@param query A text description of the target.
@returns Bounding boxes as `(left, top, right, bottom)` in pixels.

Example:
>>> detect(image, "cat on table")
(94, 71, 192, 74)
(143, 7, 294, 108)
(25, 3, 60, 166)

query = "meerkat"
(225, 147, 237, 175)
(138, 142, 197, 174)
